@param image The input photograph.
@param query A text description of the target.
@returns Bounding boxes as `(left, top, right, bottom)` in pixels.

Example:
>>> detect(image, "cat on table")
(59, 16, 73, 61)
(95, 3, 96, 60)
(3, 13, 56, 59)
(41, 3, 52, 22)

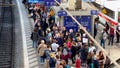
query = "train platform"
(16, 0, 40, 68)
(88, 2, 120, 62)
(16, 0, 120, 68)
(95, 23, 120, 62)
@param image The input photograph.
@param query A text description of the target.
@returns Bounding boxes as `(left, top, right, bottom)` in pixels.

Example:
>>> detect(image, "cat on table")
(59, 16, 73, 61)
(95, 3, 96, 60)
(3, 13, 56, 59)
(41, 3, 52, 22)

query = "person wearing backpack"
(49, 53, 56, 68)
(45, 46, 52, 68)
(31, 28, 39, 48)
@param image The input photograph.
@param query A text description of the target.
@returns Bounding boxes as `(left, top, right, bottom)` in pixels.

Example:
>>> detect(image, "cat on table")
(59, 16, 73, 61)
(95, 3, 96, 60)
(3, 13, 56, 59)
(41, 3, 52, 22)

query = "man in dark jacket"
(31, 28, 39, 48)
(40, 18, 48, 36)
(80, 45, 88, 64)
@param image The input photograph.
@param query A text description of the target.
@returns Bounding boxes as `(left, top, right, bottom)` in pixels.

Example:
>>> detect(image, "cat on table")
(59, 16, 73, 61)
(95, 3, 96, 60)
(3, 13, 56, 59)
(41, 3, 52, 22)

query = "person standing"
(51, 40, 59, 52)
(49, 53, 56, 68)
(108, 24, 115, 45)
(100, 29, 108, 48)
(38, 40, 47, 64)
(105, 22, 109, 34)
(116, 23, 120, 43)
(71, 42, 77, 63)
(97, 51, 106, 68)
(31, 28, 39, 48)
(94, 20, 98, 38)
(80, 45, 88, 66)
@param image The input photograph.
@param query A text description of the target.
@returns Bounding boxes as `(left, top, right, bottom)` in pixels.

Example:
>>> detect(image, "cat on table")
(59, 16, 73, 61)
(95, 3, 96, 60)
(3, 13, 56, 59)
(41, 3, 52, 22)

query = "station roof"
(95, 0, 120, 11)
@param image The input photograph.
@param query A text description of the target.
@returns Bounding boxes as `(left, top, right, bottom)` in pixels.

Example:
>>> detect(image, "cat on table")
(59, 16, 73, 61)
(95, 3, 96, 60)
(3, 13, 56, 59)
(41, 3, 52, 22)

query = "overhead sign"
(64, 16, 78, 32)
(91, 10, 99, 15)
(58, 11, 67, 16)
(64, 16, 92, 32)
(79, 16, 91, 32)
(44, 0, 60, 6)
(28, 0, 44, 3)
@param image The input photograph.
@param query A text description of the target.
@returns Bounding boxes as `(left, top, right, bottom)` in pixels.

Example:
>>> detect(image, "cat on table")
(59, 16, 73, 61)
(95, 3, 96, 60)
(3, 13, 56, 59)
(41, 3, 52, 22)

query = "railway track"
(0, 0, 15, 68)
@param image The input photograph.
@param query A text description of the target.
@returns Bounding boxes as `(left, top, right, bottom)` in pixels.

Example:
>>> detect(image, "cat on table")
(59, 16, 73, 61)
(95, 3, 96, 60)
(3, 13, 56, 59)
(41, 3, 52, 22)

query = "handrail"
(54, 0, 120, 68)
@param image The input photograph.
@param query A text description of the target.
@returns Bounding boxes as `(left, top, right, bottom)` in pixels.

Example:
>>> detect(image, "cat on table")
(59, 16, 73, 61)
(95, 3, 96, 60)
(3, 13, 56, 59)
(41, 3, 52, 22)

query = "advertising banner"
(64, 16, 92, 32)
(28, 0, 44, 3)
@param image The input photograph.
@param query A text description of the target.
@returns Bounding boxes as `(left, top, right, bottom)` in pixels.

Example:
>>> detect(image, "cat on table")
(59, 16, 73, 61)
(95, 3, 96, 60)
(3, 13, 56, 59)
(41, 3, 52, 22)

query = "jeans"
(32, 41, 37, 48)
(94, 60, 99, 68)
(88, 63, 94, 68)
(100, 39, 105, 48)
(108, 34, 114, 45)
(50, 67, 55, 68)
(40, 56, 45, 63)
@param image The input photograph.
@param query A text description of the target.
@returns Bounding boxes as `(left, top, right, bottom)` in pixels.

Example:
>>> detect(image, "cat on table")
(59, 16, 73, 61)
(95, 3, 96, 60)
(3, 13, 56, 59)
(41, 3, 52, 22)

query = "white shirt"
(51, 43, 59, 51)
(89, 46, 96, 54)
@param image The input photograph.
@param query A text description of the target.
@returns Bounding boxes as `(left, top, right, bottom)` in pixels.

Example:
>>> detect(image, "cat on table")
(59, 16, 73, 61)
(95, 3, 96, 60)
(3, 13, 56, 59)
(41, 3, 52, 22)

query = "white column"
(114, 10, 118, 22)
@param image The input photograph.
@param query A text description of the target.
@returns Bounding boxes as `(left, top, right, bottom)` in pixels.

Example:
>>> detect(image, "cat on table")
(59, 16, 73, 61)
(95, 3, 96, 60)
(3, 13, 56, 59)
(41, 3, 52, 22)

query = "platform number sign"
(91, 10, 99, 15)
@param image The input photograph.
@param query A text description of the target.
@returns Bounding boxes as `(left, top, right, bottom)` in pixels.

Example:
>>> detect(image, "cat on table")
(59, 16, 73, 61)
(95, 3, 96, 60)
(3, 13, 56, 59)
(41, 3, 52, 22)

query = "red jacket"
(75, 59, 81, 68)
(109, 27, 114, 35)
(67, 41, 72, 49)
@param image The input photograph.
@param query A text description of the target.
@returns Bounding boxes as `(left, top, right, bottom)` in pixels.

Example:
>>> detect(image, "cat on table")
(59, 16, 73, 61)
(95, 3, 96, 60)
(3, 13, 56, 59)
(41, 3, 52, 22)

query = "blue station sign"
(28, 0, 44, 3)
(91, 10, 99, 15)
(64, 16, 78, 32)
(58, 11, 67, 16)
(64, 16, 92, 32)
(44, 0, 61, 6)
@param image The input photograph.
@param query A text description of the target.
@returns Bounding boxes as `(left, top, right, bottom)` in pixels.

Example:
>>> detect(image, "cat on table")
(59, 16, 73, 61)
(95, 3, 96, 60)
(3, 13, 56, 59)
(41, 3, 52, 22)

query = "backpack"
(49, 58, 56, 67)
(30, 32, 33, 40)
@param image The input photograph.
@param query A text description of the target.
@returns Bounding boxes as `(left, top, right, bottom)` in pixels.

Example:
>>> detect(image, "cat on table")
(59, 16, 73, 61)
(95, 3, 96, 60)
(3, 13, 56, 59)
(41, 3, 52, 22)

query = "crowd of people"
(22, 2, 120, 68)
